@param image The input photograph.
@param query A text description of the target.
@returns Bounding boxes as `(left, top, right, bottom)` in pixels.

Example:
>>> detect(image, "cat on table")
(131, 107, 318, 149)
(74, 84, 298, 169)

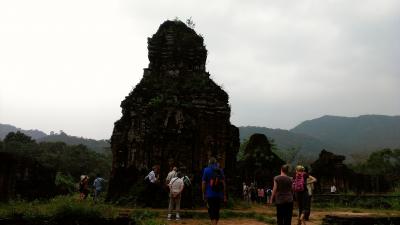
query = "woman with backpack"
(293, 165, 309, 225)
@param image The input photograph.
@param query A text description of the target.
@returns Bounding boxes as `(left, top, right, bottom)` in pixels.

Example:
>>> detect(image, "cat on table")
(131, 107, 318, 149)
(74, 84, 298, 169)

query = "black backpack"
(209, 168, 223, 193)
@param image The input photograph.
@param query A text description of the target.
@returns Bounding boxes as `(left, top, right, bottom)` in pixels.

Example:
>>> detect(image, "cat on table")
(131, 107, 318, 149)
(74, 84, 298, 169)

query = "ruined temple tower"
(107, 20, 239, 199)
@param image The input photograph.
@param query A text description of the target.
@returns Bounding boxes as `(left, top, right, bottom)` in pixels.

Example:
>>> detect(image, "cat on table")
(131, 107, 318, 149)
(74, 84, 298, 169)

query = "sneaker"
(176, 214, 180, 220)
(167, 214, 172, 221)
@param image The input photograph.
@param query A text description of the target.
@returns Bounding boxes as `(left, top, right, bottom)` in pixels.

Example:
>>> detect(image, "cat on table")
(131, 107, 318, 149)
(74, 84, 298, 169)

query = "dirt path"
(161, 211, 380, 225)
(165, 218, 268, 225)
(121, 204, 400, 225)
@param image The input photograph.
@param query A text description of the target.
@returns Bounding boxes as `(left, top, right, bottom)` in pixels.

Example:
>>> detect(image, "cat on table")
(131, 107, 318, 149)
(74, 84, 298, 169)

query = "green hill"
(0, 124, 109, 154)
(239, 126, 333, 158)
(37, 132, 110, 154)
(290, 115, 400, 154)
(0, 123, 47, 140)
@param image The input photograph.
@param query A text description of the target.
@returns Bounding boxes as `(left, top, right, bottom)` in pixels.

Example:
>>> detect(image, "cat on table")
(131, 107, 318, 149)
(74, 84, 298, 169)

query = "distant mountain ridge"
(0, 124, 109, 153)
(3, 114, 400, 156)
(239, 126, 333, 158)
(37, 133, 110, 153)
(239, 114, 400, 158)
(291, 115, 400, 154)
(0, 123, 47, 140)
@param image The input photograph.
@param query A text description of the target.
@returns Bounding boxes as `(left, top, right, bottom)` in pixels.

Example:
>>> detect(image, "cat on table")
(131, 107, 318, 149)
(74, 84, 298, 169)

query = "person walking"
(168, 172, 184, 220)
(270, 164, 293, 225)
(249, 182, 257, 203)
(181, 171, 193, 209)
(330, 184, 337, 194)
(79, 175, 89, 200)
(242, 182, 249, 202)
(144, 165, 160, 207)
(293, 165, 309, 225)
(243, 182, 250, 203)
(257, 187, 265, 203)
(265, 187, 272, 204)
(304, 167, 317, 221)
(92, 174, 105, 203)
(202, 157, 226, 225)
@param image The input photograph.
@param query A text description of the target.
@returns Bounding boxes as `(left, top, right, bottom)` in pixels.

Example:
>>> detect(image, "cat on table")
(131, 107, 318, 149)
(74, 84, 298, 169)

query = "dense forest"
(0, 131, 112, 194)
(0, 124, 110, 153)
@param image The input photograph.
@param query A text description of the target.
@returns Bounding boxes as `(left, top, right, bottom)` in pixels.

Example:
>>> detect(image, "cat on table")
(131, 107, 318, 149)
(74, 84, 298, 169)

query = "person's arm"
(269, 180, 277, 204)
(179, 180, 184, 193)
(168, 178, 173, 190)
(307, 175, 317, 184)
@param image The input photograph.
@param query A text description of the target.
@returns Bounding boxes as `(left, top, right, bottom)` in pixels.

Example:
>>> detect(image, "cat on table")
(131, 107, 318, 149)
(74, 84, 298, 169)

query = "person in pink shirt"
(257, 187, 265, 203)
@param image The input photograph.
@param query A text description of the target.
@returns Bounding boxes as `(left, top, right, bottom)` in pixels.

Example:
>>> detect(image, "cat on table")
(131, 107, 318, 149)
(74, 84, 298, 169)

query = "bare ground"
(124, 204, 400, 225)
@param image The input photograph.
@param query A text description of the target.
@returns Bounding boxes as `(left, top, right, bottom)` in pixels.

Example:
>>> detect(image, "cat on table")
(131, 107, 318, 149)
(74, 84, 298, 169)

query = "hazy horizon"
(1, 0, 399, 139)
(3, 114, 400, 141)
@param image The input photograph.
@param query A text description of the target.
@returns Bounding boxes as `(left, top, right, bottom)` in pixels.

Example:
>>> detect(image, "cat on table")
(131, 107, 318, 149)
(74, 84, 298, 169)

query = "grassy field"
(1, 195, 400, 224)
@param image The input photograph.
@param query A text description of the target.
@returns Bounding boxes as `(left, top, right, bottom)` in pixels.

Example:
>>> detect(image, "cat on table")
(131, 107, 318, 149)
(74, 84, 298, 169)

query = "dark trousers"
(145, 182, 158, 207)
(276, 202, 293, 225)
(207, 197, 221, 220)
(304, 195, 312, 220)
(296, 191, 309, 216)
(181, 186, 193, 209)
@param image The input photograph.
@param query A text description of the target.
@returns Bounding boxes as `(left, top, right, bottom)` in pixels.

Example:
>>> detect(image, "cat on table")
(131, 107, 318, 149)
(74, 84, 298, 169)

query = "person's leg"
(276, 204, 284, 225)
(208, 198, 220, 225)
(188, 186, 193, 209)
(168, 195, 173, 220)
(93, 190, 100, 202)
(283, 202, 293, 225)
(298, 192, 307, 225)
(96, 190, 99, 201)
(83, 189, 89, 199)
(145, 183, 153, 207)
(215, 198, 220, 224)
(207, 198, 214, 224)
(207, 198, 214, 220)
(176, 195, 181, 220)
(304, 195, 311, 220)
(296, 192, 303, 225)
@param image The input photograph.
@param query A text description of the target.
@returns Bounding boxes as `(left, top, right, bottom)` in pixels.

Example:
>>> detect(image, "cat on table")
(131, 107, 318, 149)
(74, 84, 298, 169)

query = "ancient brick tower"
(107, 20, 239, 200)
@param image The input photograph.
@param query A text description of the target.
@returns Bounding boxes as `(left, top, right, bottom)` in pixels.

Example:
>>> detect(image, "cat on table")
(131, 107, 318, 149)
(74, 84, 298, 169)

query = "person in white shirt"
(168, 172, 184, 221)
(144, 165, 160, 207)
(242, 182, 249, 202)
(147, 165, 160, 184)
(330, 184, 337, 194)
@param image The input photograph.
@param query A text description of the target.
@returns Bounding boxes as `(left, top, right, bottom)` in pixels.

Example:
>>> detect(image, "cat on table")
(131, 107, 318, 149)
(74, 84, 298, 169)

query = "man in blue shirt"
(202, 157, 227, 225)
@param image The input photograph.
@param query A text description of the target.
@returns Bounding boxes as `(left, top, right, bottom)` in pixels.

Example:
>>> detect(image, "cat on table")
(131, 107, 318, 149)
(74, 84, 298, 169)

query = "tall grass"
(0, 195, 118, 220)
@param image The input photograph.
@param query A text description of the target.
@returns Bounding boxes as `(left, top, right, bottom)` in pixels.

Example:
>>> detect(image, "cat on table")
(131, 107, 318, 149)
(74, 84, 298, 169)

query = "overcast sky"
(1, 0, 399, 140)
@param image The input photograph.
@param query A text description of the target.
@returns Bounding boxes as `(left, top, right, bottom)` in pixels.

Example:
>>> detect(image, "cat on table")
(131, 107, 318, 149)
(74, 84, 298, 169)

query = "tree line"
(0, 131, 112, 194)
